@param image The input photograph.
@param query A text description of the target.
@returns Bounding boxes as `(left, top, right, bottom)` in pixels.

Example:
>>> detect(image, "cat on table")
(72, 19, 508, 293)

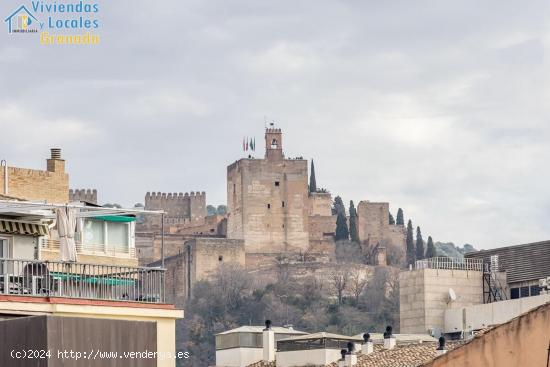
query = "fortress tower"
(227, 127, 309, 262)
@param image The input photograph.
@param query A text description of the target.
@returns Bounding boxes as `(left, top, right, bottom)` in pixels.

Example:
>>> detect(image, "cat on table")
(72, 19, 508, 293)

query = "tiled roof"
(245, 342, 463, 367)
(326, 342, 463, 367)
(247, 362, 275, 367)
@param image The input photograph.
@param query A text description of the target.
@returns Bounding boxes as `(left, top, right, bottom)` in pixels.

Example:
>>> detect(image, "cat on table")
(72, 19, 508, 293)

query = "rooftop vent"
(436, 336, 447, 356)
(383, 326, 396, 350)
(361, 333, 374, 355)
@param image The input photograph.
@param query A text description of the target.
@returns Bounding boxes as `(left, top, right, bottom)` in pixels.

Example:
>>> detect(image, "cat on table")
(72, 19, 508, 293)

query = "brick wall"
(0, 161, 69, 203)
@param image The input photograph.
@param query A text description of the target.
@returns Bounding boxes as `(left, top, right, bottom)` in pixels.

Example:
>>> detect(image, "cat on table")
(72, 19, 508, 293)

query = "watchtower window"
(282, 201, 285, 207)
(267, 204, 271, 209)
(271, 139, 278, 149)
(218, 255, 223, 262)
(275, 181, 280, 187)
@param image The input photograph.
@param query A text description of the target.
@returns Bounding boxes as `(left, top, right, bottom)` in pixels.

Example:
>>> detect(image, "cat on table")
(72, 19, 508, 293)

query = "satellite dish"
(448, 288, 457, 303)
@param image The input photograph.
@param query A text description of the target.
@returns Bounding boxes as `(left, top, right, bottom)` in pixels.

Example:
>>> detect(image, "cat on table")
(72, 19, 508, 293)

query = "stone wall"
(0, 150, 68, 203)
(357, 201, 406, 254)
(69, 189, 97, 204)
(308, 192, 332, 216)
(150, 237, 245, 306)
(142, 191, 206, 229)
(399, 268, 483, 334)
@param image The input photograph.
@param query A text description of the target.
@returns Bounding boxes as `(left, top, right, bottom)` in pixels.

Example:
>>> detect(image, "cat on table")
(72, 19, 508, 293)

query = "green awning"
(50, 272, 135, 285)
(92, 216, 136, 223)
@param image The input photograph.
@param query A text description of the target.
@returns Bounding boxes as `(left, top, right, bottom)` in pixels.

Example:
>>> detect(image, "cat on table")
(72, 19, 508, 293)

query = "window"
(510, 288, 519, 299)
(530, 285, 541, 297)
(82, 219, 129, 252)
(107, 222, 129, 249)
(83, 219, 104, 245)
(271, 139, 278, 148)
(282, 201, 285, 207)
(267, 204, 271, 209)
(275, 181, 280, 187)
(520, 286, 529, 298)
(218, 255, 223, 262)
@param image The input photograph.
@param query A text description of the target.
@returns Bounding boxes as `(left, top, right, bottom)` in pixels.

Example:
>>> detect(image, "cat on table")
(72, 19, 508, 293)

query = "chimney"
(383, 326, 396, 350)
(47, 148, 65, 173)
(344, 342, 357, 367)
(435, 336, 446, 357)
(262, 320, 275, 362)
(338, 349, 347, 367)
(361, 333, 374, 355)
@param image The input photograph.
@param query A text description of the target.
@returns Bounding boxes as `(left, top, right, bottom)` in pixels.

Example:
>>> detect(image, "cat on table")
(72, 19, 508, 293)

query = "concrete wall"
(0, 157, 69, 203)
(445, 293, 550, 333)
(276, 349, 342, 367)
(0, 298, 183, 367)
(400, 269, 483, 334)
(425, 303, 550, 367)
(215, 347, 263, 367)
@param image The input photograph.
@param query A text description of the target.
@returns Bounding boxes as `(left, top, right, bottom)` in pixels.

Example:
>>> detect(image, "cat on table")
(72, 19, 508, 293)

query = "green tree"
(349, 201, 359, 243)
(396, 208, 404, 225)
(389, 213, 395, 225)
(309, 160, 317, 193)
(425, 236, 436, 258)
(332, 196, 345, 216)
(206, 205, 217, 216)
(335, 212, 349, 241)
(415, 226, 424, 260)
(406, 220, 415, 266)
(217, 205, 227, 215)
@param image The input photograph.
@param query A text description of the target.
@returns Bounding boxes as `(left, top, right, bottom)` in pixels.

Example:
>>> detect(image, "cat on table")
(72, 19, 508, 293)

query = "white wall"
(276, 349, 342, 367)
(12, 235, 36, 259)
(445, 293, 550, 333)
(216, 348, 263, 367)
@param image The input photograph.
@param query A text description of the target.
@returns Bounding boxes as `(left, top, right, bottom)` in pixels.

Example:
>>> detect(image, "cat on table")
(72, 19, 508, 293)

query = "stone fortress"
(135, 126, 406, 303)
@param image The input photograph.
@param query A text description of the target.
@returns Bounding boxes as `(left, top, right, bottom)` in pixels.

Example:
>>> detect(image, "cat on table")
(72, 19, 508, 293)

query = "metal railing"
(415, 257, 483, 271)
(0, 258, 165, 303)
(40, 239, 137, 258)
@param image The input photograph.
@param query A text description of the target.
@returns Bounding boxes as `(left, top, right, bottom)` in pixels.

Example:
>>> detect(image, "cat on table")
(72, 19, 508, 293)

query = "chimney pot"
(262, 322, 275, 362)
(51, 148, 62, 160)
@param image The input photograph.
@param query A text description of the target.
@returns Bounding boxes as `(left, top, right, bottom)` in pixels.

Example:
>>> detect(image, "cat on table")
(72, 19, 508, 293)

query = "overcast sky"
(1, 0, 549, 249)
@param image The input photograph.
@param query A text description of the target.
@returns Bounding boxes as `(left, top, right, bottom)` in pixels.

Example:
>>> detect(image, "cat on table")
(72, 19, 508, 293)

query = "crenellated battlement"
(69, 189, 98, 204)
(265, 128, 282, 133)
(145, 191, 206, 200)
(143, 190, 207, 228)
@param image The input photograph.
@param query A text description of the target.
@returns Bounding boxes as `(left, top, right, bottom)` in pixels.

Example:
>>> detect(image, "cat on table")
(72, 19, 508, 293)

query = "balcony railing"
(415, 257, 483, 272)
(0, 258, 165, 304)
(40, 239, 136, 258)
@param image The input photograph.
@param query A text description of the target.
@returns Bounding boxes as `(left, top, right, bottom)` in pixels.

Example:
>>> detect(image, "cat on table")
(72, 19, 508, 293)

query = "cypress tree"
(332, 196, 345, 216)
(349, 201, 359, 243)
(396, 208, 404, 225)
(425, 236, 436, 258)
(389, 213, 395, 225)
(406, 219, 415, 266)
(309, 160, 317, 193)
(335, 212, 349, 241)
(416, 226, 424, 260)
